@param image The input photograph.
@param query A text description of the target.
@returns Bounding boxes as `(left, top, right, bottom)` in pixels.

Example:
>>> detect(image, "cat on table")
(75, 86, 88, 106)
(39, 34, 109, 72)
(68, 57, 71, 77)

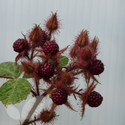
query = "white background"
(0, 0, 125, 125)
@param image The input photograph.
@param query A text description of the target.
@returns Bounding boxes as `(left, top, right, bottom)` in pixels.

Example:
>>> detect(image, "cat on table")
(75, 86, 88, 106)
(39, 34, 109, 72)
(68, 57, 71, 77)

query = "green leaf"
(59, 56, 69, 67)
(0, 62, 22, 78)
(0, 78, 31, 106)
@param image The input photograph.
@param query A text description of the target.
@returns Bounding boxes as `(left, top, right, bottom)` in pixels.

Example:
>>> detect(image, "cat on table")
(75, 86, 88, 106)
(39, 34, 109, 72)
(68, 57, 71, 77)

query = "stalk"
(22, 93, 47, 125)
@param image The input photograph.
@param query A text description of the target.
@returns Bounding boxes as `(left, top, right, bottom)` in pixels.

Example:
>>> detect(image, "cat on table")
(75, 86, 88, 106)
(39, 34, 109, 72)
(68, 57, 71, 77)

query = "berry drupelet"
(51, 88, 67, 105)
(13, 39, 26, 52)
(38, 63, 54, 80)
(87, 91, 103, 107)
(88, 59, 104, 75)
(43, 41, 59, 55)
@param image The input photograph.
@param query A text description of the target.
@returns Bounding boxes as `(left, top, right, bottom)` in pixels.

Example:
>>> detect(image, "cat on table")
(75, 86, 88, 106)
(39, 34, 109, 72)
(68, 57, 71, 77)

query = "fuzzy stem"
(74, 91, 82, 96)
(31, 48, 35, 60)
(27, 118, 40, 124)
(25, 53, 31, 61)
(73, 70, 84, 76)
(35, 79, 40, 96)
(48, 31, 52, 40)
(31, 89, 37, 96)
(0, 75, 14, 79)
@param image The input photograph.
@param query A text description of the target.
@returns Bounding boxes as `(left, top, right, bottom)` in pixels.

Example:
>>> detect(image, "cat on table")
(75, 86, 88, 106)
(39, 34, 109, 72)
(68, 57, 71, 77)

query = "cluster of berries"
(13, 12, 104, 125)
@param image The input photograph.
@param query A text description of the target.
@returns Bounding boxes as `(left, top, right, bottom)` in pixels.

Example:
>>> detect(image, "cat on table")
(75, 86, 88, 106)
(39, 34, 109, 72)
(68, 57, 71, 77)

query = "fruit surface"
(38, 63, 54, 79)
(89, 59, 104, 75)
(51, 88, 67, 105)
(13, 39, 26, 52)
(43, 41, 59, 55)
(87, 91, 103, 107)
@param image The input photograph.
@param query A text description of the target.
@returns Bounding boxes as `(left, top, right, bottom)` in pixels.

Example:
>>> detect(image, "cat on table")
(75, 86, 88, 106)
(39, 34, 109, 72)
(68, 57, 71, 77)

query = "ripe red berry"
(51, 88, 67, 105)
(87, 91, 103, 107)
(13, 39, 26, 52)
(38, 63, 54, 79)
(43, 41, 59, 55)
(88, 59, 104, 75)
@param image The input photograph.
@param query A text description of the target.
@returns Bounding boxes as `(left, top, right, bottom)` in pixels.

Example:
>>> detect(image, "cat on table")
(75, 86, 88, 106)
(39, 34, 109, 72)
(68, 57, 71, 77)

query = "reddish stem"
(31, 89, 37, 96)
(35, 79, 40, 96)
(48, 31, 52, 40)
(27, 118, 40, 124)
(73, 70, 84, 76)
(31, 48, 35, 60)
(74, 91, 82, 96)
(0, 75, 14, 79)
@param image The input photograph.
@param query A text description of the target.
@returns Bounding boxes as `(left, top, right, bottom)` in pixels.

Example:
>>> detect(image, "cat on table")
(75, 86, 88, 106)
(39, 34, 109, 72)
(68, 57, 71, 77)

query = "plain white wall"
(0, 0, 125, 125)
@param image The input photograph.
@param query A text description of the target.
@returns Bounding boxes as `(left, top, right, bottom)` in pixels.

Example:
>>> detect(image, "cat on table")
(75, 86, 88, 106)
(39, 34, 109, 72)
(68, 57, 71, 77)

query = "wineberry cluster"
(13, 12, 104, 125)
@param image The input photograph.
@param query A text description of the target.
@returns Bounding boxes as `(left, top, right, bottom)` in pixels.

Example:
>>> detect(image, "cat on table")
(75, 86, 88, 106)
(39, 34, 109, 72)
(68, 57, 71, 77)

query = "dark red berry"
(13, 39, 26, 52)
(41, 30, 49, 45)
(87, 91, 103, 107)
(43, 41, 59, 55)
(89, 59, 104, 75)
(38, 63, 54, 79)
(51, 88, 67, 105)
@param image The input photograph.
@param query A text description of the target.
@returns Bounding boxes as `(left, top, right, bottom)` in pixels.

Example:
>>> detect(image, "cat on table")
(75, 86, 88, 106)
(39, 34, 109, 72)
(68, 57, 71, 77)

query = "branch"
(22, 85, 53, 125)
(22, 94, 47, 125)
(74, 91, 82, 96)
(31, 48, 35, 60)
(0, 75, 14, 79)
(35, 79, 40, 96)
(27, 118, 40, 124)
(31, 89, 37, 97)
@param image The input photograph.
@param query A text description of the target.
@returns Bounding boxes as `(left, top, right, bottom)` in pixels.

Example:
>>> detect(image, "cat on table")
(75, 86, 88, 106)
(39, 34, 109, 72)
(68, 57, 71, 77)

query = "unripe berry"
(29, 25, 49, 47)
(80, 47, 92, 61)
(21, 61, 35, 75)
(46, 12, 59, 32)
(60, 72, 74, 86)
(40, 109, 56, 124)
(70, 46, 79, 58)
(76, 30, 89, 47)
(90, 37, 99, 52)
